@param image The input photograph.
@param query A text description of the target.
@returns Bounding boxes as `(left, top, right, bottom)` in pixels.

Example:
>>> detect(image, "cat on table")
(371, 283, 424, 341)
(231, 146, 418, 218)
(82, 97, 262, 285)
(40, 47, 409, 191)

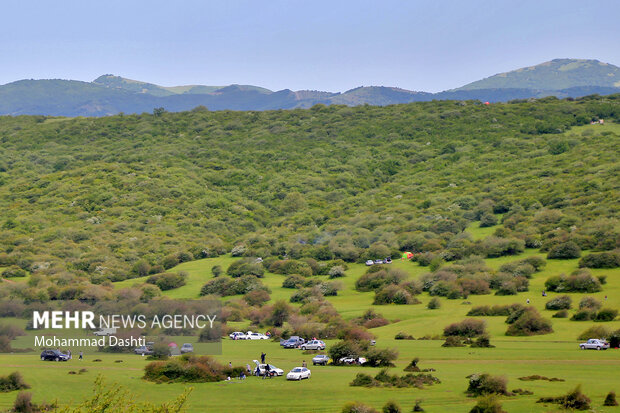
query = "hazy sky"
(2, 0, 619, 92)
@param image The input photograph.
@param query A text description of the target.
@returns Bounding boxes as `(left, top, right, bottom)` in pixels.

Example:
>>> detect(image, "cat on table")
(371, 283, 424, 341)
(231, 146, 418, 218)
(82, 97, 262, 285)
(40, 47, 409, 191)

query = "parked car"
(339, 356, 367, 365)
(229, 331, 247, 340)
(365, 260, 374, 266)
(580, 339, 610, 350)
(374, 259, 383, 265)
(312, 354, 329, 366)
(246, 332, 269, 340)
(286, 367, 311, 380)
(180, 343, 194, 354)
(134, 345, 154, 355)
(369, 339, 376, 346)
(40, 349, 69, 361)
(281, 336, 305, 348)
(93, 328, 117, 336)
(301, 340, 325, 350)
(383, 257, 392, 264)
(253, 360, 284, 376)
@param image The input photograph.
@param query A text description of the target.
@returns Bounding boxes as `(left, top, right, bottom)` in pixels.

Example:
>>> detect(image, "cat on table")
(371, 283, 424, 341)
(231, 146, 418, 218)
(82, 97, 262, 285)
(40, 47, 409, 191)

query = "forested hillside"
(0, 96, 619, 298)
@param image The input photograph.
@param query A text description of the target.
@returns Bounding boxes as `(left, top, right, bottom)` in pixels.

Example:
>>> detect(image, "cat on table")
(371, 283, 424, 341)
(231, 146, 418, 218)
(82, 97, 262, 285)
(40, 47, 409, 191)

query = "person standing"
(260, 352, 266, 364)
(79, 351, 83, 361)
(302, 360, 307, 368)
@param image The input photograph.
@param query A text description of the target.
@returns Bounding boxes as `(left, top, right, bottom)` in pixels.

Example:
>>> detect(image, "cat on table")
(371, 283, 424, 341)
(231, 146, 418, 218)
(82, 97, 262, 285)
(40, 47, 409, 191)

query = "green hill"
(457, 58, 620, 91)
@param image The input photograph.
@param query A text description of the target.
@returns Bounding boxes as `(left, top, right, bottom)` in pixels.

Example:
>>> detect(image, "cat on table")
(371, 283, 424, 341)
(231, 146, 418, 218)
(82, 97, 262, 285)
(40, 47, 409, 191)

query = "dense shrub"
(364, 347, 399, 367)
(479, 237, 525, 258)
(545, 295, 572, 310)
(143, 355, 229, 383)
(382, 401, 401, 413)
(544, 271, 602, 293)
(444, 319, 486, 337)
(577, 325, 610, 340)
(479, 212, 498, 227)
(467, 304, 524, 317)
(552, 310, 568, 318)
(211, 265, 222, 277)
(571, 309, 595, 321)
(547, 242, 581, 259)
(442, 336, 465, 347)
(268, 259, 312, 276)
(200, 275, 269, 297)
(243, 290, 270, 306)
(282, 274, 305, 289)
(227, 259, 265, 278)
(579, 251, 620, 268)
(466, 373, 509, 396)
(469, 396, 506, 413)
(603, 391, 618, 406)
(0, 372, 30, 392)
(609, 329, 620, 348)
(146, 272, 187, 291)
(505, 308, 553, 336)
(394, 332, 414, 340)
(470, 335, 494, 348)
(1, 266, 27, 278)
(579, 296, 602, 310)
(595, 308, 618, 322)
(350, 369, 440, 389)
(355, 269, 406, 292)
(328, 265, 346, 279)
(373, 285, 419, 305)
(427, 297, 441, 309)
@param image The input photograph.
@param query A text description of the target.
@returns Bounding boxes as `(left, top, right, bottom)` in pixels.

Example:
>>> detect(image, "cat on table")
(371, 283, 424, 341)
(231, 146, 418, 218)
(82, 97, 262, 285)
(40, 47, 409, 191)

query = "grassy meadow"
(2, 220, 619, 412)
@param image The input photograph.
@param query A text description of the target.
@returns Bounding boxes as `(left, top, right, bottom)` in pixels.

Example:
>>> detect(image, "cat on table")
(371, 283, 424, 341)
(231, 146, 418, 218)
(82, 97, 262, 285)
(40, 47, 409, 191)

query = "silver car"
(301, 340, 325, 350)
(579, 339, 609, 350)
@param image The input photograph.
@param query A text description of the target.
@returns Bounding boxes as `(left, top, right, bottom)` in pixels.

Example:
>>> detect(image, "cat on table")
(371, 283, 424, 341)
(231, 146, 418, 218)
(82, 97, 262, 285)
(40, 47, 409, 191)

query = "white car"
(300, 340, 325, 350)
(580, 339, 610, 350)
(253, 360, 284, 376)
(229, 331, 247, 340)
(286, 367, 311, 380)
(365, 260, 374, 266)
(339, 356, 367, 365)
(93, 328, 117, 336)
(246, 332, 269, 340)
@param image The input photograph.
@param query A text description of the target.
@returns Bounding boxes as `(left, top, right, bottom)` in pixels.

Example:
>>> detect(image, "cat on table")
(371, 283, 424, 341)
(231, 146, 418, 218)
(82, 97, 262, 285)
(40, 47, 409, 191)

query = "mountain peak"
(457, 58, 620, 91)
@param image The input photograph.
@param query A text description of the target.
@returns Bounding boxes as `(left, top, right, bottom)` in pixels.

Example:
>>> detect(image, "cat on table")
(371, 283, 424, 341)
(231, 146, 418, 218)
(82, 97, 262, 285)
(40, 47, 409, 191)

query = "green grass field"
(2, 224, 619, 412)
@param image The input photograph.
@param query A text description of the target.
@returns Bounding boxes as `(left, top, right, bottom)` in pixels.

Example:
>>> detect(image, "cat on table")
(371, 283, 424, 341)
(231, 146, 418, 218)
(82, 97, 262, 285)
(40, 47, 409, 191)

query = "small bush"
(595, 308, 618, 322)
(382, 401, 401, 413)
(341, 401, 379, 413)
(518, 375, 564, 382)
(470, 335, 494, 348)
(1, 266, 27, 278)
(506, 308, 553, 336)
(571, 310, 595, 321)
(603, 391, 618, 406)
(579, 251, 620, 268)
(545, 295, 571, 310)
(579, 296, 601, 310)
(552, 310, 568, 318)
(328, 265, 346, 279)
(211, 265, 222, 277)
(466, 373, 509, 396)
(469, 395, 506, 413)
(144, 355, 228, 383)
(545, 271, 601, 293)
(537, 385, 591, 410)
(427, 297, 441, 309)
(444, 319, 486, 337)
(547, 242, 581, 259)
(146, 272, 187, 291)
(243, 290, 270, 306)
(442, 336, 465, 347)
(394, 332, 414, 340)
(0, 372, 30, 392)
(403, 357, 420, 372)
(577, 325, 609, 340)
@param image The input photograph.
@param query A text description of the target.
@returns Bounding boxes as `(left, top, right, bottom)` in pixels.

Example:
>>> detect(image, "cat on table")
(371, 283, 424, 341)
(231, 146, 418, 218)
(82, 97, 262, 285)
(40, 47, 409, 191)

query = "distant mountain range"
(1, 58, 619, 117)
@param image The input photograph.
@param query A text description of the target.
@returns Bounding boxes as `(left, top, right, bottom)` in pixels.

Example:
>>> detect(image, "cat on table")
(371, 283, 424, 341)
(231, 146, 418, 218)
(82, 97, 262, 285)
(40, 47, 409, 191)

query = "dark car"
(40, 349, 69, 361)
(281, 336, 305, 349)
